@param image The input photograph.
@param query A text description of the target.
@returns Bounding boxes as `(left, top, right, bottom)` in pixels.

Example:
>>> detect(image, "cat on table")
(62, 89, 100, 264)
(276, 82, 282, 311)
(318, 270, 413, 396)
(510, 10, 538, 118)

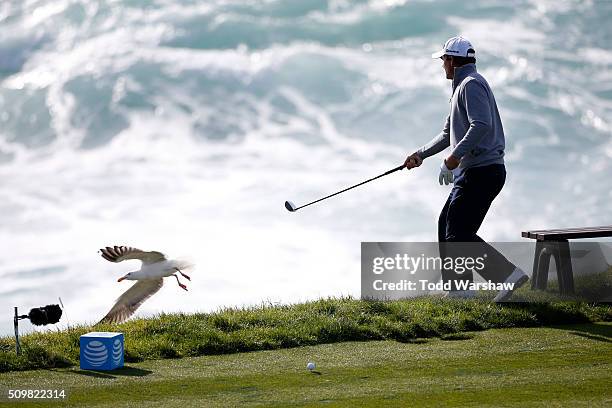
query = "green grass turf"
(0, 323, 610, 407)
(0, 297, 612, 372)
(1, 297, 610, 372)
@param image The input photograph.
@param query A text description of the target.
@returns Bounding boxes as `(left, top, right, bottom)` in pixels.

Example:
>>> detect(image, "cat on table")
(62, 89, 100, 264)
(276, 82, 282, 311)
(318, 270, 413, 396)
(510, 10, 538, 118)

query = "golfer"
(404, 36, 528, 301)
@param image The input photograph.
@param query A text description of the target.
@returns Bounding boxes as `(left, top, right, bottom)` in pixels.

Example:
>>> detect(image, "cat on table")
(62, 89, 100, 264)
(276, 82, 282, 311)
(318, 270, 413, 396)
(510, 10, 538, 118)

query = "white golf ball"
(306, 362, 315, 371)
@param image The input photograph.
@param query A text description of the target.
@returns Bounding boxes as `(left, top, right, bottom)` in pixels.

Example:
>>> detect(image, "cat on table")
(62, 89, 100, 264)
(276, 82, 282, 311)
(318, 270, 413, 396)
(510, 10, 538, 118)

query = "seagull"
(97, 246, 193, 324)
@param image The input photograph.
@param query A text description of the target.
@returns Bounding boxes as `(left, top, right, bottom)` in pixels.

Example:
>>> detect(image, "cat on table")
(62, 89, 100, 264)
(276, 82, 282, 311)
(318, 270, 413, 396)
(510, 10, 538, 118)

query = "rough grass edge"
(1, 297, 610, 373)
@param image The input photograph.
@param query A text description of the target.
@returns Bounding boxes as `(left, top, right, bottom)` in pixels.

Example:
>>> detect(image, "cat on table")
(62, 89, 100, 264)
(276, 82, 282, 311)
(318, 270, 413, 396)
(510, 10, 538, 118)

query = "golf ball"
(307, 362, 315, 371)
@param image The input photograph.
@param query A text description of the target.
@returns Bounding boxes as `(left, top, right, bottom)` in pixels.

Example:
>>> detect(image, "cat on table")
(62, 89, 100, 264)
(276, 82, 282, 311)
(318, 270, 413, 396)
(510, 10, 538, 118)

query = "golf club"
(285, 163, 406, 212)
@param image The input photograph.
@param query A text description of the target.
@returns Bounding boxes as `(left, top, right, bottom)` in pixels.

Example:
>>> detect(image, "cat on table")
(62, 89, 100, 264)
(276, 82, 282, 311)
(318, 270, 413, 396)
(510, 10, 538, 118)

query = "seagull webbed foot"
(174, 267, 191, 281)
(173, 273, 189, 291)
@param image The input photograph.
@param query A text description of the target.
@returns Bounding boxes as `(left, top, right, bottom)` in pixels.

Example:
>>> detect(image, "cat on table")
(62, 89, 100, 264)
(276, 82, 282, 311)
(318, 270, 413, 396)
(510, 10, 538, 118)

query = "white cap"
(431, 36, 475, 59)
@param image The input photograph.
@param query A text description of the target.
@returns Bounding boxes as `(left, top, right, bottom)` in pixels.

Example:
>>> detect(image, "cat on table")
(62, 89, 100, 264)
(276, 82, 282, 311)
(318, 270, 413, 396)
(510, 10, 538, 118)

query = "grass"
(1, 297, 610, 372)
(0, 323, 610, 407)
(509, 267, 612, 302)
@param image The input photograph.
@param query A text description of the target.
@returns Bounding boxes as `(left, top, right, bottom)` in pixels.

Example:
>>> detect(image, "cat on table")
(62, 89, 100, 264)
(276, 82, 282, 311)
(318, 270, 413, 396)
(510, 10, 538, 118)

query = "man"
(404, 36, 527, 301)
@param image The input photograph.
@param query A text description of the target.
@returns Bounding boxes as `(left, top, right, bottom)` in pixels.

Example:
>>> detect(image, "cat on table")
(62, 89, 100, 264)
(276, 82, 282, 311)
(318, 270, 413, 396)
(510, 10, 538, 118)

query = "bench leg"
(531, 240, 575, 295)
(531, 241, 541, 290)
(556, 240, 575, 295)
(532, 241, 550, 291)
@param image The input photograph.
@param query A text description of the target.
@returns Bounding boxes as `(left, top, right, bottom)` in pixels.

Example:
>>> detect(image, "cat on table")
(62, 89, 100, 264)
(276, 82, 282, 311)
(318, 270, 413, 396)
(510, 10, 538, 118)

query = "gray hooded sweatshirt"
(416, 63, 505, 172)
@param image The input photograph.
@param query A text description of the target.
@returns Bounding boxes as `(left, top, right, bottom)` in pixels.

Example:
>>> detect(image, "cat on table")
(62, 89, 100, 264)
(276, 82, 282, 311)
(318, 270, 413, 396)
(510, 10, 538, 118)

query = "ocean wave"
(0, 0, 611, 335)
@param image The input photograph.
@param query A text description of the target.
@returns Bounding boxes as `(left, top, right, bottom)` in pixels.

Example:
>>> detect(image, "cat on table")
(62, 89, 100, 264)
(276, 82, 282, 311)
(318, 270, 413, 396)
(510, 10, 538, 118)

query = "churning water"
(1, 0, 610, 334)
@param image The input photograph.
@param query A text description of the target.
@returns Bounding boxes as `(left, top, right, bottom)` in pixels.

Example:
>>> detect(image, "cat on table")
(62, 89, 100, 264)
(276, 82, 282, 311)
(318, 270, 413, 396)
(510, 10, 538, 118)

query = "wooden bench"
(522, 226, 612, 295)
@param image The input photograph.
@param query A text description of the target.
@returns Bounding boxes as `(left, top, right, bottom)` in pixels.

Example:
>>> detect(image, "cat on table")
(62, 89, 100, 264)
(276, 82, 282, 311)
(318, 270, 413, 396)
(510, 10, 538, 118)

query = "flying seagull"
(97, 246, 193, 324)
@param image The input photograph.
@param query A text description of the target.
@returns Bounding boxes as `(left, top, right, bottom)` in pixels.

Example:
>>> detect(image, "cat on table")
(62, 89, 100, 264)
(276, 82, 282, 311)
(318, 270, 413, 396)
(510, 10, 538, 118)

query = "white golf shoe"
(494, 267, 529, 302)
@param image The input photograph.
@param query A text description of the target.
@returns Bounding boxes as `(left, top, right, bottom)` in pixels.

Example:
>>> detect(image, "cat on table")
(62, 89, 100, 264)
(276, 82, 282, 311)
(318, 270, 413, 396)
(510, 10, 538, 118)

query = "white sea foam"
(1, 0, 611, 334)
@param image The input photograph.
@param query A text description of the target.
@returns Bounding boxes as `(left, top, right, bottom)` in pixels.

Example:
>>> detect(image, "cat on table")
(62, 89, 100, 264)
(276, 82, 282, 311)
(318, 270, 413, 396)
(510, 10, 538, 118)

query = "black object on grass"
(14, 304, 63, 355)
(28, 304, 63, 326)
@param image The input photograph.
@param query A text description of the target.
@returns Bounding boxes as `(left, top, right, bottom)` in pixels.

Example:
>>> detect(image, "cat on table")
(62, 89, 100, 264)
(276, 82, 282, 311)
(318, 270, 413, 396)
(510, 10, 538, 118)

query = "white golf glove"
(439, 161, 460, 185)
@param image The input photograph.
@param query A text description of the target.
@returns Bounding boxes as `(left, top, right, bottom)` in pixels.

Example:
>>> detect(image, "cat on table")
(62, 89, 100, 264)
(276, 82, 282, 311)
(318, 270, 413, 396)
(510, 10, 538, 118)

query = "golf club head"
(285, 200, 297, 212)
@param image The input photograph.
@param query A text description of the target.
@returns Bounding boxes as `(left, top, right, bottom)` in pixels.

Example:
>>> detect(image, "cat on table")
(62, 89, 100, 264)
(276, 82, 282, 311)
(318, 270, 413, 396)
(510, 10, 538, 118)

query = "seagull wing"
(97, 279, 163, 324)
(100, 246, 167, 265)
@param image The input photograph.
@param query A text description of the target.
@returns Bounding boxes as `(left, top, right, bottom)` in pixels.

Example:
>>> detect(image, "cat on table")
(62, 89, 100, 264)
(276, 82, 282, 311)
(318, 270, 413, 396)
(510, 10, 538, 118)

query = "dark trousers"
(438, 164, 515, 287)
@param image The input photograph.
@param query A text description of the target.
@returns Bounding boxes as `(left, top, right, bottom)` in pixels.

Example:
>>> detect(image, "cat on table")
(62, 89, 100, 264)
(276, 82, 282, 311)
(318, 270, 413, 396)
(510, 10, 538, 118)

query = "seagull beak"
(117, 276, 126, 282)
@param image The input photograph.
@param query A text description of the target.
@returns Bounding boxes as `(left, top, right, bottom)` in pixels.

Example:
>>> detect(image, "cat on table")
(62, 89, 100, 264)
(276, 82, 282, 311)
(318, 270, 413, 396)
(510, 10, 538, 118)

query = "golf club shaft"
(294, 164, 406, 211)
